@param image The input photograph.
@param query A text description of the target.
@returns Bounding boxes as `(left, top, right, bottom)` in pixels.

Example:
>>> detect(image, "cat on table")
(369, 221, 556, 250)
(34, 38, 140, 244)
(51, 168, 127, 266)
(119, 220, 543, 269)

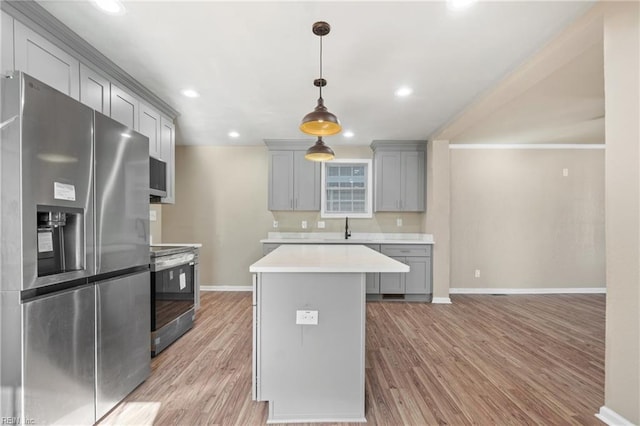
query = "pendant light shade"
(300, 20, 341, 155)
(305, 137, 335, 162)
(300, 97, 342, 136)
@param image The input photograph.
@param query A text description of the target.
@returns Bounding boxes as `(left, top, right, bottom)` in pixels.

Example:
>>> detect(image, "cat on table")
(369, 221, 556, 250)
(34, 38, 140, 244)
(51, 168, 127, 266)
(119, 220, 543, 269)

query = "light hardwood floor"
(99, 292, 605, 425)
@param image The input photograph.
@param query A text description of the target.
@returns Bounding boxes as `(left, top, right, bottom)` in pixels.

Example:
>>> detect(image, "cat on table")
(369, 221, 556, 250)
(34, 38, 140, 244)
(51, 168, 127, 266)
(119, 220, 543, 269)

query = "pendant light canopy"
(300, 21, 342, 141)
(305, 136, 335, 162)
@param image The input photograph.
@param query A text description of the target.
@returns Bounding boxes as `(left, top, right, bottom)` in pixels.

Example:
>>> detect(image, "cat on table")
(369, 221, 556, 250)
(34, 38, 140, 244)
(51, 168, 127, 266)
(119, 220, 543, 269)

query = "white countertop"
(151, 243, 202, 248)
(261, 232, 434, 245)
(250, 244, 410, 273)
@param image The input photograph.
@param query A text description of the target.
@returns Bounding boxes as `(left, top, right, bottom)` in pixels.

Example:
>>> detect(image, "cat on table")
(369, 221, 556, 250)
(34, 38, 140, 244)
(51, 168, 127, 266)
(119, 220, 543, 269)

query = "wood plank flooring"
(99, 292, 605, 425)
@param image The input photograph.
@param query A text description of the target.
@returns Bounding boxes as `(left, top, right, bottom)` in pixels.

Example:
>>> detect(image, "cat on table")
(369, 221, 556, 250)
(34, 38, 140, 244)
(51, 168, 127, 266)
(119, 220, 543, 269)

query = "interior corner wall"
(161, 145, 274, 287)
(425, 140, 451, 300)
(449, 147, 605, 290)
(603, 2, 640, 423)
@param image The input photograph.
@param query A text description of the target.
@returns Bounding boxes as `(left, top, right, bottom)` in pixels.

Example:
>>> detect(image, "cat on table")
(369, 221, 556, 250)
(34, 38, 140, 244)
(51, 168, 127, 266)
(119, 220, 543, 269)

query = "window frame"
(320, 158, 373, 219)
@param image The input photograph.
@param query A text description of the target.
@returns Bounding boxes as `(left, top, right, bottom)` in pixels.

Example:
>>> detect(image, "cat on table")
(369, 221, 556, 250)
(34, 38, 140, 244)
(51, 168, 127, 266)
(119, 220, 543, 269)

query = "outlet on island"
(296, 310, 318, 325)
(301, 220, 308, 229)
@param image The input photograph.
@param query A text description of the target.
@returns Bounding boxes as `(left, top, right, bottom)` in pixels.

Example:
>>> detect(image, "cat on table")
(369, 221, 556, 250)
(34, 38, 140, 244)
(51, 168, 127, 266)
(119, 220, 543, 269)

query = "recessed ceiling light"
(343, 131, 354, 138)
(228, 131, 240, 138)
(92, 0, 125, 15)
(181, 89, 200, 98)
(395, 86, 413, 97)
(447, 0, 478, 11)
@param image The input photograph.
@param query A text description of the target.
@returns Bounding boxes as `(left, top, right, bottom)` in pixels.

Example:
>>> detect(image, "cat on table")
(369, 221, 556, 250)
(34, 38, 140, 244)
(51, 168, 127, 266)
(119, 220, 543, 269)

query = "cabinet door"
(14, 21, 79, 99)
(366, 272, 380, 294)
(401, 151, 425, 212)
(110, 84, 138, 129)
(80, 63, 110, 113)
(268, 151, 294, 211)
(293, 150, 320, 211)
(139, 103, 161, 157)
(160, 116, 175, 204)
(1, 11, 14, 75)
(405, 256, 430, 294)
(379, 256, 405, 294)
(374, 151, 401, 211)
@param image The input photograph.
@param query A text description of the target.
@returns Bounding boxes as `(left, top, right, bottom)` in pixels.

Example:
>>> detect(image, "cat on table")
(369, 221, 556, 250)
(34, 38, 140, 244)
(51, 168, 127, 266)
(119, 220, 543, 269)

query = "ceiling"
(37, 0, 598, 147)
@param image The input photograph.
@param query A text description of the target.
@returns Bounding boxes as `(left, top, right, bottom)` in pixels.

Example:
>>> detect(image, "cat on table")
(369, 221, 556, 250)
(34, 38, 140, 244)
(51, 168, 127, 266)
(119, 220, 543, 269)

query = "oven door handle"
(151, 253, 196, 272)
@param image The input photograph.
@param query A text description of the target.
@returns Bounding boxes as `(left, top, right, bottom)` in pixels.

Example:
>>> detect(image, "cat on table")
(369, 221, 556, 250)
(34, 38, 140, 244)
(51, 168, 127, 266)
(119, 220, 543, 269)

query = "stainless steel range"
(150, 245, 199, 356)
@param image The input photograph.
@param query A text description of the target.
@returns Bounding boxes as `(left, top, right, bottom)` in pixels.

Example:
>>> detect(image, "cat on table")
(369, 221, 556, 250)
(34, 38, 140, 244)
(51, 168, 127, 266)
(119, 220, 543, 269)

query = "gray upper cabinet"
(265, 140, 320, 211)
(293, 150, 321, 211)
(1, 11, 14, 75)
(268, 151, 294, 210)
(80, 64, 109, 114)
(371, 141, 426, 212)
(110, 85, 139, 130)
(14, 20, 79, 99)
(160, 116, 175, 204)
(139, 103, 161, 157)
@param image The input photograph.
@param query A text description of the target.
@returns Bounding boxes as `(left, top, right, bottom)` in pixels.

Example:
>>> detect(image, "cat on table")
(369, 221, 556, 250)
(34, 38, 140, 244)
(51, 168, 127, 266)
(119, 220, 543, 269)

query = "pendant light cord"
(319, 35, 323, 99)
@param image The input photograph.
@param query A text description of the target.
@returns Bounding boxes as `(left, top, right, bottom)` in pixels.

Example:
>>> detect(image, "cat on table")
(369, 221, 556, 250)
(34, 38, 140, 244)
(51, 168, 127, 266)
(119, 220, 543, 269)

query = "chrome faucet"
(345, 217, 351, 240)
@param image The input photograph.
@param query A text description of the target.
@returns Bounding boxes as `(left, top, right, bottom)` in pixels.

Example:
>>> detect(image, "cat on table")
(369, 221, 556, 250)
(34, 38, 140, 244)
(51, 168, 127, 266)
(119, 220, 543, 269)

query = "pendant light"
(305, 136, 335, 162)
(300, 21, 340, 162)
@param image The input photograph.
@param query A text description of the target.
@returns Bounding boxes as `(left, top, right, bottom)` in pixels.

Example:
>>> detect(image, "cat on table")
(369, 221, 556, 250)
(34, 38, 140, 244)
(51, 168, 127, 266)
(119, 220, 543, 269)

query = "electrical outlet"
(273, 220, 279, 228)
(149, 210, 157, 221)
(302, 220, 308, 229)
(396, 218, 403, 227)
(296, 310, 318, 325)
(563, 168, 569, 177)
(317, 221, 325, 229)
(475, 269, 481, 278)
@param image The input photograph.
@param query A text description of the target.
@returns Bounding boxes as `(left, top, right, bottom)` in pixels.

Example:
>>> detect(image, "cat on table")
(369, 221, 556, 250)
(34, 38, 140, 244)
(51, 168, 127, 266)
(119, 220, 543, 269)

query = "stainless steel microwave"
(150, 157, 167, 198)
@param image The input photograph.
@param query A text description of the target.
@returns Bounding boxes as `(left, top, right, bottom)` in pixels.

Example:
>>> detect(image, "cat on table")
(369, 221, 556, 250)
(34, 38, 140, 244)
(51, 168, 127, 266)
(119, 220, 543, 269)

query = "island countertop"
(249, 244, 410, 273)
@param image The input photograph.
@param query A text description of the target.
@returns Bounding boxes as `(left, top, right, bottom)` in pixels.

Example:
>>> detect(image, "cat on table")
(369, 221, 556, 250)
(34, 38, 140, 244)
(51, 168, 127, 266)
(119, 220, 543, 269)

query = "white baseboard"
(449, 287, 606, 295)
(431, 297, 452, 304)
(201, 285, 252, 292)
(596, 406, 635, 426)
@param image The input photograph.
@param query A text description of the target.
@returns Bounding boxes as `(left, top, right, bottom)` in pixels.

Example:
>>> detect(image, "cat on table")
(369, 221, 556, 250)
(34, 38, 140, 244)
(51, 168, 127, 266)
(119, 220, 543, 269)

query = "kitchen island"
(249, 244, 408, 423)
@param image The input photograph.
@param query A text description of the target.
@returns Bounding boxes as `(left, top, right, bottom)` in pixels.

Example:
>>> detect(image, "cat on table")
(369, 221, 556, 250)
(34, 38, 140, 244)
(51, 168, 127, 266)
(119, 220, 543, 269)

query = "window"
(321, 159, 373, 218)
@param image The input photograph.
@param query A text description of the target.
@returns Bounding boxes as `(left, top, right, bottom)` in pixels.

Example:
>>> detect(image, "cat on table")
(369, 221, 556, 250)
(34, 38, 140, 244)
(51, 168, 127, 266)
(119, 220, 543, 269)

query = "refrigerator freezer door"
(94, 112, 150, 274)
(23, 285, 96, 425)
(96, 271, 151, 421)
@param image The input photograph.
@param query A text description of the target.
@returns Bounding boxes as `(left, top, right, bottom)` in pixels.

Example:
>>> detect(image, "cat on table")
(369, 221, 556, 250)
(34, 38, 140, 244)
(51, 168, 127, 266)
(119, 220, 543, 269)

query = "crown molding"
(1, 0, 179, 119)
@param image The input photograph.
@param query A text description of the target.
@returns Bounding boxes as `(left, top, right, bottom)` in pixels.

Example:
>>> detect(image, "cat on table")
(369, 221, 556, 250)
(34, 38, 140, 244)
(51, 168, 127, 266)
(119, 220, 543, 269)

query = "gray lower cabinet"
(14, 20, 80, 100)
(378, 245, 432, 297)
(262, 242, 432, 299)
(365, 244, 381, 294)
(265, 140, 321, 211)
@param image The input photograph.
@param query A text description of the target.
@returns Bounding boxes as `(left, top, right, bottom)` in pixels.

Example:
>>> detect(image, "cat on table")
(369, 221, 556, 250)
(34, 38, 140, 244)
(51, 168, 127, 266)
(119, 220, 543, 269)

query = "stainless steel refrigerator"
(1, 72, 150, 425)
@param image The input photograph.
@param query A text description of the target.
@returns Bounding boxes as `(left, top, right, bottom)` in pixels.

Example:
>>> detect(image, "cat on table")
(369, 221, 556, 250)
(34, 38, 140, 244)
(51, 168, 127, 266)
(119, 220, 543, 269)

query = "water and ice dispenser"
(36, 206, 84, 277)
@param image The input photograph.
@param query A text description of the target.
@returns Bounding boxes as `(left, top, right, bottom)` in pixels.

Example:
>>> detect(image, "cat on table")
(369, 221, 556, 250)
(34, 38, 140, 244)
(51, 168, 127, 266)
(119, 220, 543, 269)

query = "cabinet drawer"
(364, 244, 380, 252)
(381, 244, 431, 257)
